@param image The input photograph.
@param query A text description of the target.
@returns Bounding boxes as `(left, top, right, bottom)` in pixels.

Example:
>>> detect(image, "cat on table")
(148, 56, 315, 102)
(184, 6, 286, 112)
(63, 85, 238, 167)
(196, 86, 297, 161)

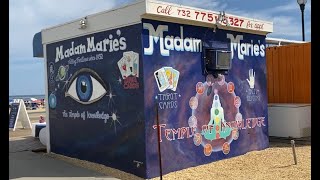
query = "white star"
(106, 84, 116, 107)
(118, 77, 122, 84)
(112, 113, 117, 121)
(155, 96, 158, 100)
(110, 111, 121, 133)
(62, 74, 73, 90)
(108, 92, 114, 99)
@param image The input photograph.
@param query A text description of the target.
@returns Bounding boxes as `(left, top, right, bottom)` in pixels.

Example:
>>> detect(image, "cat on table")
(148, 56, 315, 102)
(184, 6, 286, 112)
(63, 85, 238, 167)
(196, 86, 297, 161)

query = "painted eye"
(66, 68, 107, 104)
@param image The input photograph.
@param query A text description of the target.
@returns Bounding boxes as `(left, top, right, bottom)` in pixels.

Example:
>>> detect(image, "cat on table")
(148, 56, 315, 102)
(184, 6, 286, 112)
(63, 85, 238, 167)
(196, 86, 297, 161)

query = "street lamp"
(297, 0, 307, 41)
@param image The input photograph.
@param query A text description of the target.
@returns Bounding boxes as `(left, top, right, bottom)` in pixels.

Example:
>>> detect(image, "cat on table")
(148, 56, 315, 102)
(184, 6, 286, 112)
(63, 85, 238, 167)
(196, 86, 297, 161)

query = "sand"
(154, 143, 310, 180)
(47, 142, 311, 180)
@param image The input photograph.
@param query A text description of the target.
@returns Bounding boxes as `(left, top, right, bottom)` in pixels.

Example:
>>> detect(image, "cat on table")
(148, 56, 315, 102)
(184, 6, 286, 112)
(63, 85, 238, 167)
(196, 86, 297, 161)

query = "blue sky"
(9, 0, 311, 96)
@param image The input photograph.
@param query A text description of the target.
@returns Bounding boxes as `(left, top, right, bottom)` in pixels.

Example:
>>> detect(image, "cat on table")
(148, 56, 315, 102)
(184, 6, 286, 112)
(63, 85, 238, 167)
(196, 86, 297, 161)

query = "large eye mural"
(65, 68, 107, 104)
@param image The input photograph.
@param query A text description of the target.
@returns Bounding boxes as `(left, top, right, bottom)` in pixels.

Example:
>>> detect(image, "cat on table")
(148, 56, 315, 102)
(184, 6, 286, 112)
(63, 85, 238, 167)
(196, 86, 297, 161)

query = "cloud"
(9, 0, 311, 60)
(9, 0, 122, 60)
(9, 0, 137, 95)
(9, 57, 42, 67)
(266, 1, 309, 14)
(9, 61, 45, 95)
(223, 1, 311, 40)
(160, 0, 223, 10)
(9, 0, 311, 95)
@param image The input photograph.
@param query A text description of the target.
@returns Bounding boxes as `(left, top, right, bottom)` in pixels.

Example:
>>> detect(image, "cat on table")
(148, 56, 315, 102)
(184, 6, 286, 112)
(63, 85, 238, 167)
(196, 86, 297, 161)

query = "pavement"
(9, 136, 120, 180)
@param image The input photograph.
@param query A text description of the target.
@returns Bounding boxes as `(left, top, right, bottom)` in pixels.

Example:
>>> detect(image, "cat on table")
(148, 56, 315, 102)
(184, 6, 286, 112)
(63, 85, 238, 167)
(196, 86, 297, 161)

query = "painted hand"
(246, 69, 255, 89)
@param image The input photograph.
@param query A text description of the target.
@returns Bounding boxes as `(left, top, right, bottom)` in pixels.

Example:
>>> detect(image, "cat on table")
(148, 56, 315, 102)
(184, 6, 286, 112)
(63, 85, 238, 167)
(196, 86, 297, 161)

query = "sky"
(9, 0, 311, 96)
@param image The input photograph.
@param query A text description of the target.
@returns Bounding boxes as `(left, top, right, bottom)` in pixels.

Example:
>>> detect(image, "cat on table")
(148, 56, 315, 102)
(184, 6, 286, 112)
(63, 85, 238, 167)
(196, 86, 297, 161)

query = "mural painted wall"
(46, 24, 146, 178)
(142, 19, 269, 179)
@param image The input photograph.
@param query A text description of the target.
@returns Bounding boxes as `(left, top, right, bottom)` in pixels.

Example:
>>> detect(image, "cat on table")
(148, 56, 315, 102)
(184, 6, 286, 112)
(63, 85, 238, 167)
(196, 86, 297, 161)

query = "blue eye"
(76, 75, 93, 102)
(66, 68, 107, 104)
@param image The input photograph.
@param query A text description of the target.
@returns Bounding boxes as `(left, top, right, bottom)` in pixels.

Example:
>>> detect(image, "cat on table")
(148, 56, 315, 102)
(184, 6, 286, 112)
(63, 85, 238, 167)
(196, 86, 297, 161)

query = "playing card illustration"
(123, 51, 133, 76)
(154, 68, 169, 92)
(171, 69, 180, 91)
(163, 67, 173, 89)
(122, 51, 139, 77)
(154, 67, 180, 92)
(131, 52, 139, 77)
(118, 51, 140, 79)
(133, 58, 139, 77)
(117, 56, 129, 79)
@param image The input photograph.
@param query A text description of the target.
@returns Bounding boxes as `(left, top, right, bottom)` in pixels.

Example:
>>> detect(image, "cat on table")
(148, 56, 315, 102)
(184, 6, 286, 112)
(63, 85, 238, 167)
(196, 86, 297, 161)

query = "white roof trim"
(266, 37, 307, 45)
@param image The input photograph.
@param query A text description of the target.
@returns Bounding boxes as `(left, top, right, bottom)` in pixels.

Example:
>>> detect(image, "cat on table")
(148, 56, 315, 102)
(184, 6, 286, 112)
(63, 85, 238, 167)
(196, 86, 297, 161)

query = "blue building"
(33, 0, 273, 179)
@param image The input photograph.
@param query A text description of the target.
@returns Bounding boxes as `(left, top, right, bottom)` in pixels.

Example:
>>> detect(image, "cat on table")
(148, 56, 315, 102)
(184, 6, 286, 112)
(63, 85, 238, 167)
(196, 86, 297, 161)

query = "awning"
(33, 32, 43, 58)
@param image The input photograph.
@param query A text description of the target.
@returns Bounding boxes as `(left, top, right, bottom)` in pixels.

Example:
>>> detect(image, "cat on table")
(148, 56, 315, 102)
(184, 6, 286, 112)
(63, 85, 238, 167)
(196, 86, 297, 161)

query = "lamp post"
(297, 0, 307, 41)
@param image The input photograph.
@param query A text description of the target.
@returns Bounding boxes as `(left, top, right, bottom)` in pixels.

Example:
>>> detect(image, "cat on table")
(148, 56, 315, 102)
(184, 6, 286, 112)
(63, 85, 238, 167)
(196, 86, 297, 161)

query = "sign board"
(9, 99, 32, 131)
(145, 0, 273, 33)
(9, 101, 20, 129)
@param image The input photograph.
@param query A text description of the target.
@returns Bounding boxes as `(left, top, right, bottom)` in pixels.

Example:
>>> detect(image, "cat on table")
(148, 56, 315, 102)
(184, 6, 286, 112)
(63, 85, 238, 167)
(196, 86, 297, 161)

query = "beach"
(9, 108, 46, 138)
(47, 138, 311, 180)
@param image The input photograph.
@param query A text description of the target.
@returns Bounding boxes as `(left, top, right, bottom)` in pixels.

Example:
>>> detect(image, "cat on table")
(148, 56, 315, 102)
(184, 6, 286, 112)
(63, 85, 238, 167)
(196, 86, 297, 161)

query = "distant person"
(39, 115, 45, 123)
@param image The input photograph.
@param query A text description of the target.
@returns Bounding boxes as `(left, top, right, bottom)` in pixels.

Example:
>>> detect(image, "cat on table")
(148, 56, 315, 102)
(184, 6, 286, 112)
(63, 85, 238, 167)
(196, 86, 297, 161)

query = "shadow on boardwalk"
(9, 136, 118, 180)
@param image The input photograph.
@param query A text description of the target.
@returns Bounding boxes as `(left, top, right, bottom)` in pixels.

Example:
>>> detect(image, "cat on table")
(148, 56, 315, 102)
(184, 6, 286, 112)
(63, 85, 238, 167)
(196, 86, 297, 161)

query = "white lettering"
(119, 37, 127, 50)
(143, 23, 202, 56)
(54, 29, 127, 62)
(96, 41, 103, 51)
(227, 33, 265, 60)
(87, 37, 96, 52)
(55, 46, 64, 62)
(164, 36, 174, 50)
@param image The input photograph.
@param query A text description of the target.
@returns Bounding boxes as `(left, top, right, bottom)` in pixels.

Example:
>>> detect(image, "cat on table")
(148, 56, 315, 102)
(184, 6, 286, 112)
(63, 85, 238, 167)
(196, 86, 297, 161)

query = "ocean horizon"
(9, 94, 45, 100)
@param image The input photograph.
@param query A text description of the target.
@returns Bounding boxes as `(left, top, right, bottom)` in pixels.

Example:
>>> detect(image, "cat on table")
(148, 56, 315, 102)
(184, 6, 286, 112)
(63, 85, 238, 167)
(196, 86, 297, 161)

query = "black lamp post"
(297, 0, 307, 41)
